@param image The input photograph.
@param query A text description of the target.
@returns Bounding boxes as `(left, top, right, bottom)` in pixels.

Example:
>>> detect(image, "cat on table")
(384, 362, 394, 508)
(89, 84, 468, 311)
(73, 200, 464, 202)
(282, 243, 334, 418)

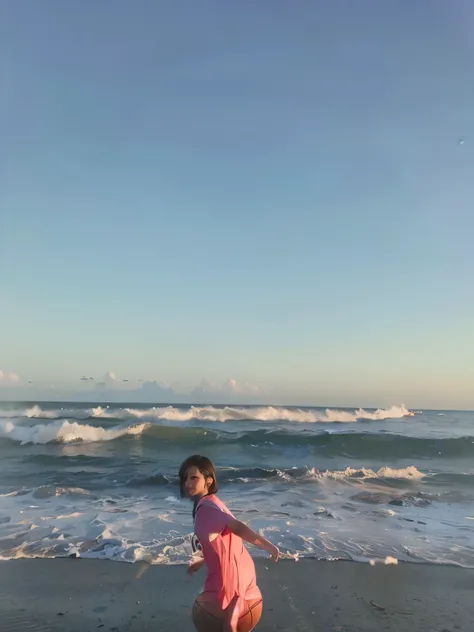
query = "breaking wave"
(129, 464, 425, 487)
(21, 404, 412, 423)
(90, 404, 412, 423)
(0, 419, 148, 445)
(2, 417, 473, 461)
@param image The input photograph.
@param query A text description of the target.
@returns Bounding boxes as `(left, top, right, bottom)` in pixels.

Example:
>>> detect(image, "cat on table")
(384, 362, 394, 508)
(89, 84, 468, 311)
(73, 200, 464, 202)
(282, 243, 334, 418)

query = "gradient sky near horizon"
(1, 1, 473, 408)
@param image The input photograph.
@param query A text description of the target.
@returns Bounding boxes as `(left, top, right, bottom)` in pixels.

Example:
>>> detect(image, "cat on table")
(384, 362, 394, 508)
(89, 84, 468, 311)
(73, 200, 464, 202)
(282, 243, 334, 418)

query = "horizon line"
(0, 399, 471, 413)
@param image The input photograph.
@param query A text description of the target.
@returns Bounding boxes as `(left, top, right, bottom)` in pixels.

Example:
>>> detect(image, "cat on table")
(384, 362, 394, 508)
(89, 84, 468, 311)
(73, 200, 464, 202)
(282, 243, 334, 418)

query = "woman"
(179, 454, 280, 632)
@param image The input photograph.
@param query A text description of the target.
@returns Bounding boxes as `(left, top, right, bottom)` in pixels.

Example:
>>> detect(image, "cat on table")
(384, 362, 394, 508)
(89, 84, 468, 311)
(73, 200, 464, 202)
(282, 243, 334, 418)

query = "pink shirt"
(193, 494, 262, 609)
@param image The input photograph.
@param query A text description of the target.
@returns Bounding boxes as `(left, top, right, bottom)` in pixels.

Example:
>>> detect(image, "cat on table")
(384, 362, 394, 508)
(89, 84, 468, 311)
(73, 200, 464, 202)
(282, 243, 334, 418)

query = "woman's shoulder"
(197, 494, 229, 514)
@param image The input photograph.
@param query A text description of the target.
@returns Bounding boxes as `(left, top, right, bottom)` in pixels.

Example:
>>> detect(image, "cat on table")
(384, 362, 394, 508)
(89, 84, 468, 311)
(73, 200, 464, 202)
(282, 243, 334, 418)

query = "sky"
(1, 1, 473, 408)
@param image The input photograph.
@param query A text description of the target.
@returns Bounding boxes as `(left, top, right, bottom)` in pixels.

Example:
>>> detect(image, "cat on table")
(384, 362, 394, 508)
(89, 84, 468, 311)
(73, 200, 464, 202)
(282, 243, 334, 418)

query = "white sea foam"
(0, 419, 148, 445)
(25, 405, 91, 420)
(314, 465, 424, 481)
(0, 471, 471, 567)
(19, 403, 412, 424)
(369, 556, 399, 566)
(51, 512, 82, 520)
(26, 405, 60, 419)
(91, 404, 412, 424)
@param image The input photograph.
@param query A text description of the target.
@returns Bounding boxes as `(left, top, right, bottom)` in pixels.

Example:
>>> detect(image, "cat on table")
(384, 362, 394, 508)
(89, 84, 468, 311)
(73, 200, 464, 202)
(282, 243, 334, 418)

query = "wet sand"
(0, 558, 472, 631)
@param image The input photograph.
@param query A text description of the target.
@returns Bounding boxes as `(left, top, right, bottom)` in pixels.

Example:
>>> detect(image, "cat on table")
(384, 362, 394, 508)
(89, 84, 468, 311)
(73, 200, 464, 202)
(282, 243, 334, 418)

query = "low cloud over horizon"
(0, 370, 471, 410)
(0, 370, 19, 385)
(0, 370, 269, 405)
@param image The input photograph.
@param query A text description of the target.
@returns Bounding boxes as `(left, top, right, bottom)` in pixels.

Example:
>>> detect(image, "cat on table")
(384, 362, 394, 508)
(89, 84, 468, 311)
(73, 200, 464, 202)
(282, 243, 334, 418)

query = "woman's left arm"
(226, 516, 280, 561)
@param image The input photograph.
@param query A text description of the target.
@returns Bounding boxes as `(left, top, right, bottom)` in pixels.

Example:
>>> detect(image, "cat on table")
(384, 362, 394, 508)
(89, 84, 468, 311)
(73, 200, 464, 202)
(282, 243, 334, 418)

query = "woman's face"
(183, 466, 212, 500)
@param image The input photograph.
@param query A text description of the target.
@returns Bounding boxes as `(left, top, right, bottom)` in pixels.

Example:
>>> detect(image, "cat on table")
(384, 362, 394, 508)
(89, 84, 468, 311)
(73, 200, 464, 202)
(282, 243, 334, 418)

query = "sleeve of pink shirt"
(197, 503, 230, 536)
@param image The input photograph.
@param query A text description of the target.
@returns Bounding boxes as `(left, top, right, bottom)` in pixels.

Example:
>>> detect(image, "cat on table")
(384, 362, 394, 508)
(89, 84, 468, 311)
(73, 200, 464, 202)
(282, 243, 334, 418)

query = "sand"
(0, 558, 472, 631)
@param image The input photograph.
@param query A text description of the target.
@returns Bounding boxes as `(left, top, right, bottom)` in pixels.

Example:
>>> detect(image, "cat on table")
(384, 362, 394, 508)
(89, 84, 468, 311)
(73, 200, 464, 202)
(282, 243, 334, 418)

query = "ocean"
(0, 402, 473, 568)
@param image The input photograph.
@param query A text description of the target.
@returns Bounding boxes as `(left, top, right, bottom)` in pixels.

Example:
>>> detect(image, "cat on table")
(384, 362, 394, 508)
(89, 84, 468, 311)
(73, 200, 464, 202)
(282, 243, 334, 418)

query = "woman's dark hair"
(178, 454, 218, 498)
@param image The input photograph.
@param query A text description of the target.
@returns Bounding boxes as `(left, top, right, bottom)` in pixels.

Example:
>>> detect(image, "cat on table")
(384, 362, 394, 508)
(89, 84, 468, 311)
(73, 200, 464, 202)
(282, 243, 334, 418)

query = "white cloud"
(105, 371, 118, 384)
(0, 371, 267, 404)
(104, 371, 129, 387)
(0, 370, 19, 385)
(192, 377, 266, 400)
(97, 371, 137, 390)
(222, 378, 266, 395)
(223, 378, 238, 392)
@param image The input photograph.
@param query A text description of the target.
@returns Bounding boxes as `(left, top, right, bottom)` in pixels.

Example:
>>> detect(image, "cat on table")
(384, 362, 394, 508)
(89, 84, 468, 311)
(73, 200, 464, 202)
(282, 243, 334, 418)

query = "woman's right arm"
(226, 517, 280, 561)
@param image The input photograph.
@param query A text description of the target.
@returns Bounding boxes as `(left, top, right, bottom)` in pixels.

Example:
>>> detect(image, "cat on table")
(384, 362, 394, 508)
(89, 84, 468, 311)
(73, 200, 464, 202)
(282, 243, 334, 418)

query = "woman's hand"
(265, 542, 280, 562)
(187, 557, 205, 576)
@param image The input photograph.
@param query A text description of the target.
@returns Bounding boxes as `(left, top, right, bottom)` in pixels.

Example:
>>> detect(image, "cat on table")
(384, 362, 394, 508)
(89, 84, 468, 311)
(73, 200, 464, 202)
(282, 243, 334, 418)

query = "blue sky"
(1, 1, 473, 408)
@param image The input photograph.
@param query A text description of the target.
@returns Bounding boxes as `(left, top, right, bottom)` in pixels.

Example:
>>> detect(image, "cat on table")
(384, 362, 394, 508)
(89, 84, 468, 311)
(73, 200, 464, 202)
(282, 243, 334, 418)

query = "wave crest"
(19, 403, 412, 424)
(92, 404, 411, 423)
(0, 419, 148, 445)
(127, 464, 424, 487)
(316, 465, 424, 481)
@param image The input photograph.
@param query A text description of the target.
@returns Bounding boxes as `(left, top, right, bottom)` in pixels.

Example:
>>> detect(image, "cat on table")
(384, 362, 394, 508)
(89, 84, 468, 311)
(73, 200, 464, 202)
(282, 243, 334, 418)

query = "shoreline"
(1, 552, 474, 570)
(1, 558, 473, 631)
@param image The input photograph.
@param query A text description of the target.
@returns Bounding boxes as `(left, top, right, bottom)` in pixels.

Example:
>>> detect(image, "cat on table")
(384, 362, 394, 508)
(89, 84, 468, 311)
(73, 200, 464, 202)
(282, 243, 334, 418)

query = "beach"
(1, 558, 472, 631)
